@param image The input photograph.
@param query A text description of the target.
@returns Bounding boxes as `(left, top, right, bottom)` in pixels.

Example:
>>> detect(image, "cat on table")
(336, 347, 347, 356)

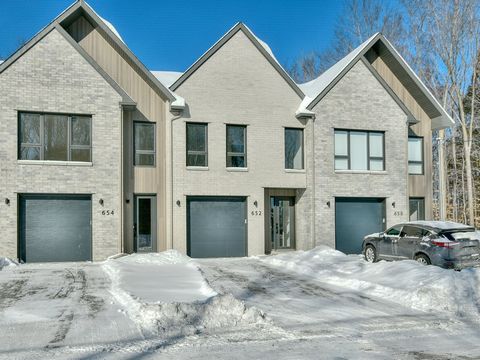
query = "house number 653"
(101, 210, 115, 216)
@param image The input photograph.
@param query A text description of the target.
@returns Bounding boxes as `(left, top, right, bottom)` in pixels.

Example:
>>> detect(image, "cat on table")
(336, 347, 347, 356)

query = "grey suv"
(362, 221, 480, 269)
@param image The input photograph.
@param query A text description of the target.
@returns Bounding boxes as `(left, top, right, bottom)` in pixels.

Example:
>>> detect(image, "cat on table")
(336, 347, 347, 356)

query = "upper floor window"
(334, 130, 384, 171)
(408, 137, 423, 174)
(134, 122, 155, 166)
(226, 125, 246, 168)
(186, 123, 208, 167)
(285, 128, 304, 170)
(19, 112, 91, 162)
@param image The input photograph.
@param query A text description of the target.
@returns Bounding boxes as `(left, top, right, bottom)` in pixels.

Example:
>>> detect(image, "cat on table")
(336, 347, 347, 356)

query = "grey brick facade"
(0, 29, 123, 260)
(311, 61, 410, 248)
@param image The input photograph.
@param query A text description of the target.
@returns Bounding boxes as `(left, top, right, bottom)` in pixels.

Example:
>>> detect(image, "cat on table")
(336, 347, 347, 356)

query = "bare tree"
(406, 0, 480, 225)
(288, 0, 406, 83)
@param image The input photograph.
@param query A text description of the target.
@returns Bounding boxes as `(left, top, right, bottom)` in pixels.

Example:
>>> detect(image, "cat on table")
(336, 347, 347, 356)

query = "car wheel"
(364, 245, 377, 263)
(415, 254, 431, 265)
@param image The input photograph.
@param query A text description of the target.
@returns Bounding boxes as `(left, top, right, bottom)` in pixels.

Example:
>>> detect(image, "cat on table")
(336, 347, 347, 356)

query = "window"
(226, 125, 246, 167)
(334, 130, 384, 171)
(386, 225, 402, 236)
(186, 123, 208, 167)
(400, 225, 424, 238)
(19, 112, 91, 162)
(134, 122, 155, 166)
(408, 137, 423, 174)
(409, 198, 425, 221)
(285, 128, 304, 169)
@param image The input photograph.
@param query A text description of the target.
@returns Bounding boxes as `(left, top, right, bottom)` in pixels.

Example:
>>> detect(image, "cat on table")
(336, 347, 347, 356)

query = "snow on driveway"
(1, 248, 480, 359)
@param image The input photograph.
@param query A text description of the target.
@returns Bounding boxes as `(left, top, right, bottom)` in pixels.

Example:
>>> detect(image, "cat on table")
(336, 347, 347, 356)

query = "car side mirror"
(380, 232, 385, 238)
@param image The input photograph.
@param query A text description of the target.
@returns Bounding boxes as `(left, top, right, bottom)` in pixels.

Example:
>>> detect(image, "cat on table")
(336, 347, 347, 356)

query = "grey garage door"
(187, 196, 246, 258)
(335, 198, 385, 254)
(19, 195, 92, 262)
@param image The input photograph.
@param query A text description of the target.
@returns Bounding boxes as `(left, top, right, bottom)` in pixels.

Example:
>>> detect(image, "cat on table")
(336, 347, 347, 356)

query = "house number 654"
(102, 210, 115, 216)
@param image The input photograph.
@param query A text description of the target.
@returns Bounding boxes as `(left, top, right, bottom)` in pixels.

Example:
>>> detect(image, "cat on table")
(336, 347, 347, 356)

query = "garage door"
(19, 195, 92, 262)
(335, 198, 385, 254)
(187, 196, 246, 258)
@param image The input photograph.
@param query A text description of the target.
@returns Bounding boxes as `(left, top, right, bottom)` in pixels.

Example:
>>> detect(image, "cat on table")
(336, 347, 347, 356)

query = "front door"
(135, 195, 157, 252)
(270, 196, 295, 250)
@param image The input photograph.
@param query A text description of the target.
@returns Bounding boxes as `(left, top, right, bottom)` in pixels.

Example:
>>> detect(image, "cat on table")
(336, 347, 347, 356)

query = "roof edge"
(55, 24, 136, 105)
(170, 22, 305, 98)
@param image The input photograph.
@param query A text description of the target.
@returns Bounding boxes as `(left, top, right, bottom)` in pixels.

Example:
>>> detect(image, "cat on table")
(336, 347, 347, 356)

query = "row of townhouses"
(0, 1, 453, 262)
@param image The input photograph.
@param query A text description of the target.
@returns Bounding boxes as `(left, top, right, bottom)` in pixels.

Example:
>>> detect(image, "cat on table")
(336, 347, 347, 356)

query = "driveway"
(0, 254, 479, 359)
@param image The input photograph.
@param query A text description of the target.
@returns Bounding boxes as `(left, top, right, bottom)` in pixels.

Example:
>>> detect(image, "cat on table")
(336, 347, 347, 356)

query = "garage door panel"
(20, 195, 92, 262)
(187, 197, 246, 258)
(335, 198, 385, 254)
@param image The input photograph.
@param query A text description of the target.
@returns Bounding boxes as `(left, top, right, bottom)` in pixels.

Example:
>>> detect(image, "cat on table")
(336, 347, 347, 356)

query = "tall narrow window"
(19, 112, 91, 162)
(70, 116, 92, 162)
(19, 113, 41, 160)
(285, 128, 304, 169)
(408, 137, 423, 174)
(334, 129, 384, 171)
(409, 198, 425, 221)
(134, 122, 155, 166)
(226, 125, 246, 168)
(186, 123, 208, 167)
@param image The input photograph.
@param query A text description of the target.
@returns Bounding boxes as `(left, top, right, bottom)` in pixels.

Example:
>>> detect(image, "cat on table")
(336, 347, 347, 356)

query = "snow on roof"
(150, 71, 185, 109)
(98, 15, 124, 43)
(151, 71, 183, 88)
(83, 1, 125, 44)
(297, 33, 379, 99)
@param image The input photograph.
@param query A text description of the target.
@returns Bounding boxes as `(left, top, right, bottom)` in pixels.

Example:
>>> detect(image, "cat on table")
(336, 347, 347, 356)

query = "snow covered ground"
(0, 248, 480, 359)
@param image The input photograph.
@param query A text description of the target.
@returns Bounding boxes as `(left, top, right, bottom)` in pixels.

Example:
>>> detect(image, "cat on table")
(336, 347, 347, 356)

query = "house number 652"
(251, 210, 262, 216)
(102, 210, 115, 216)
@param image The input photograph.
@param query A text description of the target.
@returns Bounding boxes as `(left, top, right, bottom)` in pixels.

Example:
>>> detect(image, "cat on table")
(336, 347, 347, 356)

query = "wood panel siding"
(67, 16, 169, 251)
(367, 51, 433, 219)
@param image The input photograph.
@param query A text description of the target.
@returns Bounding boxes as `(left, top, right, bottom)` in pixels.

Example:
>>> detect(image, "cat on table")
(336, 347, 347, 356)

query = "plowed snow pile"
(103, 250, 267, 336)
(261, 246, 480, 318)
(0, 257, 18, 270)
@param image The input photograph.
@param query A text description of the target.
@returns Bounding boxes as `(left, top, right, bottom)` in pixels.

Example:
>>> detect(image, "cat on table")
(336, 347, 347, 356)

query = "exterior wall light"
(326, 201, 330, 208)
(176, 200, 181, 206)
(253, 200, 258, 207)
(392, 201, 396, 208)
(5, 198, 10, 205)
(99, 199, 104, 206)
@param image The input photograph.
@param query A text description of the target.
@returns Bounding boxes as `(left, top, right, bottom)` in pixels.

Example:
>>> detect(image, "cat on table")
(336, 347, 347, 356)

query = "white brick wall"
(171, 30, 312, 255)
(0, 29, 123, 260)
(311, 60, 410, 248)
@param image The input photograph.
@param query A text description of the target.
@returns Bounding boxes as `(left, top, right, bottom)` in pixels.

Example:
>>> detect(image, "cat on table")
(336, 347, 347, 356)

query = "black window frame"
(226, 124, 247, 168)
(186, 122, 208, 167)
(334, 129, 385, 171)
(409, 197, 425, 221)
(408, 136, 424, 175)
(284, 127, 304, 170)
(18, 111, 92, 162)
(385, 225, 402, 236)
(133, 121, 156, 167)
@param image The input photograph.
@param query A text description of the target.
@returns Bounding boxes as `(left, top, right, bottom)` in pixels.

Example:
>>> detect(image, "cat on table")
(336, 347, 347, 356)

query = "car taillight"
(431, 240, 459, 248)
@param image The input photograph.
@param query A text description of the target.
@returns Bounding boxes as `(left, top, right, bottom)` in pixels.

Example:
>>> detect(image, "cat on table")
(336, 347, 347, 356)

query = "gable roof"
(170, 22, 304, 98)
(297, 33, 454, 129)
(0, 0, 175, 103)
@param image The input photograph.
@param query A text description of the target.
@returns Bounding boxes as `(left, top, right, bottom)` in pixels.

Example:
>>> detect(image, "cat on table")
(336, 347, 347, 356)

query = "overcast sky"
(0, 0, 343, 72)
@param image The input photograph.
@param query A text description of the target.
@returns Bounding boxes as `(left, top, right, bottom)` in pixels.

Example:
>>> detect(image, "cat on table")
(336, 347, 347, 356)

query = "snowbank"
(103, 251, 267, 336)
(0, 257, 18, 270)
(261, 246, 480, 318)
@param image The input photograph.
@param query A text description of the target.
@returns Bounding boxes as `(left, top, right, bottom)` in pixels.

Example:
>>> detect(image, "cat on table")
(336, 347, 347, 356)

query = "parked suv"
(362, 221, 480, 269)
